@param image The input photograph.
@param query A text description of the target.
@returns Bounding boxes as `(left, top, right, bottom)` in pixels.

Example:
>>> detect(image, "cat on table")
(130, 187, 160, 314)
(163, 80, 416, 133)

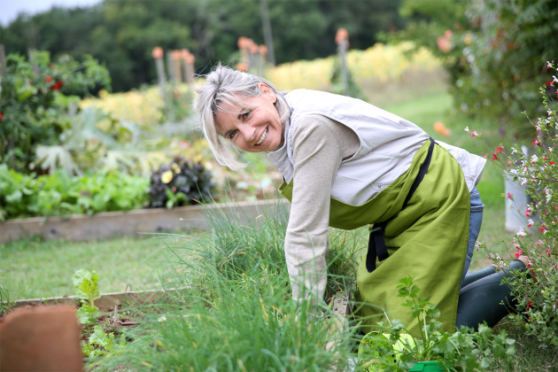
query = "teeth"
(256, 127, 268, 145)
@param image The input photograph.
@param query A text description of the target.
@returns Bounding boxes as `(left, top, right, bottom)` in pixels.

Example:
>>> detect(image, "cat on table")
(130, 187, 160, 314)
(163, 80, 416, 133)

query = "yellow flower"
(171, 163, 181, 174)
(161, 170, 173, 184)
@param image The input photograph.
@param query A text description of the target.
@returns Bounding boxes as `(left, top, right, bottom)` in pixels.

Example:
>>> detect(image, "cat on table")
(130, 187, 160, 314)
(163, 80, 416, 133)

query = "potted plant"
(357, 277, 516, 371)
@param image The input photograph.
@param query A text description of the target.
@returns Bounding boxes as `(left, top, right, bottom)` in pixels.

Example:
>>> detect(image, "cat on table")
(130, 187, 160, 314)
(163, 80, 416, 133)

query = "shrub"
(475, 61, 558, 347)
(0, 51, 110, 173)
(148, 156, 216, 209)
(385, 0, 558, 137)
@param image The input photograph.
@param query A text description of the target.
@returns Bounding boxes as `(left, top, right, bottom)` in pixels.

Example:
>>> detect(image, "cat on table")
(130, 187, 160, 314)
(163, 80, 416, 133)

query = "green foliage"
(385, 0, 558, 137)
(87, 201, 358, 371)
(82, 325, 126, 357)
(0, 51, 111, 173)
(358, 277, 517, 371)
(73, 269, 101, 325)
(0, 165, 148, 220)
(73, 269, 100, 305)
(34, 106, 149, 177)
(148, 156, 215, 209)
(0, 286, 12, 315)
(483, 66, 558, 346)
(0, 0, 405, 92)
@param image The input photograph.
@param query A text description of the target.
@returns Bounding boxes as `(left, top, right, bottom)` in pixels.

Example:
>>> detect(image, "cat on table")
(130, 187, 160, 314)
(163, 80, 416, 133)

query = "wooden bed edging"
(0, 199, 289, 243)
(10, 287, 190, 309)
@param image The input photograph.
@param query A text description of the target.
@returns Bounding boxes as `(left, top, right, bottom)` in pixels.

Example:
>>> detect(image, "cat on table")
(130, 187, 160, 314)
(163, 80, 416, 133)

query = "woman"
(194, 65, 527, 336)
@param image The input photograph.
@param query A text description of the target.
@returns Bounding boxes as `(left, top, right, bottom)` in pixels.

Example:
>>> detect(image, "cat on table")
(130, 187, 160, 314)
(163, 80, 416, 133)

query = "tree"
(0, 0, 405, 92)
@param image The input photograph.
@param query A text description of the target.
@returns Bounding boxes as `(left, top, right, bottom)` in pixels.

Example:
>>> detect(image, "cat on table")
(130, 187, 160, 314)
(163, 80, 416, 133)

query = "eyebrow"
(221, 109, 249, 138)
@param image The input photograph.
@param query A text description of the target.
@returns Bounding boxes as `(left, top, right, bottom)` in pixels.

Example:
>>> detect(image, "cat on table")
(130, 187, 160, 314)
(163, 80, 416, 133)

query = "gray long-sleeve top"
(280, 114, 360, 303)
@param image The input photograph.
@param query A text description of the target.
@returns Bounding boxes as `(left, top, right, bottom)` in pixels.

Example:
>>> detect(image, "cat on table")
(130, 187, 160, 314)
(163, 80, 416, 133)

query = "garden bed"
(0, 199, 287, 243)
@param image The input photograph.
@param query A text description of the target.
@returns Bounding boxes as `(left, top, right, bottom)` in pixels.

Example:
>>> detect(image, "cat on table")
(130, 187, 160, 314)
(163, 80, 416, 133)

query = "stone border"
(0, 199, 289, 244)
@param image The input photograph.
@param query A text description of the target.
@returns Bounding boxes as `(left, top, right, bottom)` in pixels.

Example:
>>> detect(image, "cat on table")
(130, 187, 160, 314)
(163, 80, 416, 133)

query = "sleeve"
(285, 114, 359, 305)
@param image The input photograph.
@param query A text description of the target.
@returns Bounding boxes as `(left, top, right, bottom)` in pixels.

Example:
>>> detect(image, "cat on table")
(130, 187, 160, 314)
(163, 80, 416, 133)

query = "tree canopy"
(0, 0, 404, 92)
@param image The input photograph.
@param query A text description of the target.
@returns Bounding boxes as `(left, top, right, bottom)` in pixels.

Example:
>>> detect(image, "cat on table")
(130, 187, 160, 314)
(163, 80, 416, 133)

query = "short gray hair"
(194, 64, 291, 170)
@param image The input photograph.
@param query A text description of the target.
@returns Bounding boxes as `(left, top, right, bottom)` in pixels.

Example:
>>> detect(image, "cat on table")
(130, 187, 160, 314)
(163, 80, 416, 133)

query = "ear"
(258, 82, 276, 103)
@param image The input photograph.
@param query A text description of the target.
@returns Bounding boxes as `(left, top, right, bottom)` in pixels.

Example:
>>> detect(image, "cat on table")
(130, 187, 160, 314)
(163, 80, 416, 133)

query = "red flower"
(0, 112, 3, 121)
(507, 159, 511, 167)
(545, 249, 551, 258)
(532, 138, 541, 146)
(507, 192, 513, 200)
(45, 75, 52, 82)
(540, 224, 548, 233)
(527, 300, 532, 309)
(551, 162, 556, 165)
(492, 153, 498, 160)
(496, 146, 503, 153)
(51, 80, 63, 91)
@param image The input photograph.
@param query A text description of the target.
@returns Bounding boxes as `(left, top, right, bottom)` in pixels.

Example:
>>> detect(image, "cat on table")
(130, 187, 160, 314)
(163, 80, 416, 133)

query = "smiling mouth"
(255, 126, 268, 146)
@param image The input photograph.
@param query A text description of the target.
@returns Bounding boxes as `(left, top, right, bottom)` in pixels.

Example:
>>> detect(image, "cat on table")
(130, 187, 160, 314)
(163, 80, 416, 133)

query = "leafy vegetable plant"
(73, 269, 101, 325)
(82, 325, 126, 358)
(0, 165, 148, 220)
(358, 277, 516, 371)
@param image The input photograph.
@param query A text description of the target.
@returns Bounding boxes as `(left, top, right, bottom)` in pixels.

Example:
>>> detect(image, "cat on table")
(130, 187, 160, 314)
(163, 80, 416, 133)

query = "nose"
(238, 124, 256, 143)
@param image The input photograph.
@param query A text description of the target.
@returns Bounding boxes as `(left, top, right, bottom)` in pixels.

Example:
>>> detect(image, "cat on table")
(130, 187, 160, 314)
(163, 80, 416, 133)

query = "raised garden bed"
(0, 199, 288, 243)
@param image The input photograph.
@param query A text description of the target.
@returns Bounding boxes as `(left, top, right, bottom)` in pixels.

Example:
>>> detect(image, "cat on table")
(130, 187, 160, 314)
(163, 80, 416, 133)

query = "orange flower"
(152, 47, 163, 59)
(236, 62, 249, 72)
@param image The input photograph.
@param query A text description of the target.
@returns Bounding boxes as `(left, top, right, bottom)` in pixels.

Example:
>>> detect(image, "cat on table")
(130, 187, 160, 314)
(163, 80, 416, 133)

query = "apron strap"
(366, 138, 436, 273)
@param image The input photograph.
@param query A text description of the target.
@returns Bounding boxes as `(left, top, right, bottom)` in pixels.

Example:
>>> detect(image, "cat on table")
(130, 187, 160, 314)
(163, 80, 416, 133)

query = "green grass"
(0, 235, 167, 300)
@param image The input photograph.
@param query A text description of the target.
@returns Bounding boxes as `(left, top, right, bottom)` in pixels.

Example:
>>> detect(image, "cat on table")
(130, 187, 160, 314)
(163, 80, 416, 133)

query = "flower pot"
(409, 361, 446, 372)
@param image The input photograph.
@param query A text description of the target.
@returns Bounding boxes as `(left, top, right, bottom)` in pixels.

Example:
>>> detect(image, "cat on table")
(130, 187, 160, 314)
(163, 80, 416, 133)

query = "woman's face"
(215, 83, 283, 153)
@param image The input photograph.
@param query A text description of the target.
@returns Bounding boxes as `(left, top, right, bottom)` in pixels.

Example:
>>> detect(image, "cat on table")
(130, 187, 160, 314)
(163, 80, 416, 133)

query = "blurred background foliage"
(385, 0, 558, 137)
(0, 0, 405, 92)
(1, 0, 557, 219)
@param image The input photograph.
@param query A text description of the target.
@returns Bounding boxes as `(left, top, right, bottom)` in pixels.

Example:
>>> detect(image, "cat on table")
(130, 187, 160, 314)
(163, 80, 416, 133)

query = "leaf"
(5, 190, 22, 203)
(72, 269, 100, 304)
(77, 304, 100, 325)
(89, 325, 115, 350)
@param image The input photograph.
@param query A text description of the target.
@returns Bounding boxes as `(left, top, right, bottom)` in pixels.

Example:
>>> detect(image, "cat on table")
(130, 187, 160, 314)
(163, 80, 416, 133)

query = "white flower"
(527, 219, 534, 227)
(531, 155, 539, 163)
(464, 126, 470, 132)
(158, 316, 167, 322)
(517, 228, 527, 237)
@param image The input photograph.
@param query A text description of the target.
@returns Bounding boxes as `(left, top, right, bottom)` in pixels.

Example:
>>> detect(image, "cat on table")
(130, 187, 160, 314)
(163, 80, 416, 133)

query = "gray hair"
(193, 64, 291, 170)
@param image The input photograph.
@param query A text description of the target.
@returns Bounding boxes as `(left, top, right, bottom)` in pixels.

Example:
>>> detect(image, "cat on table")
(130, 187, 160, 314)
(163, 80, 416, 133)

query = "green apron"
(279, 139, 470, 336)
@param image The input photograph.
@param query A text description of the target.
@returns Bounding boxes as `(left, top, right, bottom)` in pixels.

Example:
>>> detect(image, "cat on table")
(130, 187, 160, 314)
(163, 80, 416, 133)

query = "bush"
(385, 0, 558, 137)
(0, 165, 148, 220)
(0, 51, 111, 173)
(475, 61, 558, 346)
(148, 156, 216, 209)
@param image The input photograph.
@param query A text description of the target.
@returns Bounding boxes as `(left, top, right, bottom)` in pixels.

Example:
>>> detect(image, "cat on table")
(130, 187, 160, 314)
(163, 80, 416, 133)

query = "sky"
(1, 0, 102, 26)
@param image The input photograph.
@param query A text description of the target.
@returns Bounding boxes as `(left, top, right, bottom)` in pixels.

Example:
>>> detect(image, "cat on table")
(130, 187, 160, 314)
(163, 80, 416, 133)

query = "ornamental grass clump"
(148, 155, 216, 209)
(88, 198, 361, 371)
(471, 61, 558, 347)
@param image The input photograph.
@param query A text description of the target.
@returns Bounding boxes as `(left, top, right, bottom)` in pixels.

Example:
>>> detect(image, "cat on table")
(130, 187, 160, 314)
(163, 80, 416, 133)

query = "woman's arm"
(286, 114, 359, 305)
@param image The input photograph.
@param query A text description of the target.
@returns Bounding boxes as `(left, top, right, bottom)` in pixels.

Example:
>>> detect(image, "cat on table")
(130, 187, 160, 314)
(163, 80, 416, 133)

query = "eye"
(242, 111, 250, 120)
(228, 130, 237, 140)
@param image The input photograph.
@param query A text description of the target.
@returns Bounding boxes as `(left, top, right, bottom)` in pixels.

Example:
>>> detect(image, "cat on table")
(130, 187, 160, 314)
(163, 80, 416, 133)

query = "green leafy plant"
(73, 269, 101, 325)
(384, 0, 558, 138)
(358, 277, 516, 371)
(473, 61, 558, 347)
(148, 155, 215, 209)
(0, 165, 148, 220)
(82, 325, 126, 357)
(0, 51, 110, 173)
